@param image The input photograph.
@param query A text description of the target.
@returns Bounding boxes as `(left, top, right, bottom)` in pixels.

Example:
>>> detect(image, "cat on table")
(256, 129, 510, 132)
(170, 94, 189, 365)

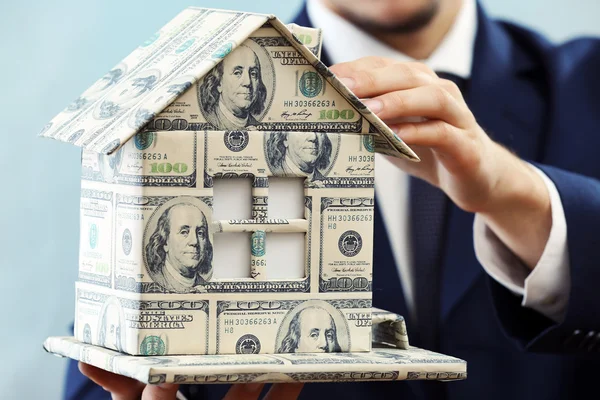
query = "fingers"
(330, 56, 396, 77)
(331, 58, 441, 98)
(264, 383, 305, 400)
(334, 63, 438, 98)
(390, 120, 464, 150)
(331, 57, 435, 79)
(330, 59, 469, 129)
(78, 362, 144, 400)
(141, 383, 180, 400)
(363, 85, 471, 128)
(223, 383, 265, 400)
(389, 120, 484, 175)
(79, 362, 180, 400)
(78, 363, 300, 400)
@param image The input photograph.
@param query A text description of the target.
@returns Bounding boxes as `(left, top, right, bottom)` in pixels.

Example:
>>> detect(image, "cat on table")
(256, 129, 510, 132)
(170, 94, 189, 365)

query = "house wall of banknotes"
(39, 7, 412, 357)
(77, 127, 375, 356)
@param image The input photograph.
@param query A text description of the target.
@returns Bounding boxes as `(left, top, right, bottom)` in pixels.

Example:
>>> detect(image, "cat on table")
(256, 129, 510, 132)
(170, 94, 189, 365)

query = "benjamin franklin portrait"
(277, 301, 350, 353)
(97, 297, 125, 353)
(82, 323, 92, 344)
(198, 44, 270, 130)
(266, 132, 334, 182)
(144, 198, 213, 293)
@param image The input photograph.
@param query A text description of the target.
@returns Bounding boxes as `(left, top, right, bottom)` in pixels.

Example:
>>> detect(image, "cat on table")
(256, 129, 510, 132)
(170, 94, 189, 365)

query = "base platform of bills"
(44, 336, 467, 385)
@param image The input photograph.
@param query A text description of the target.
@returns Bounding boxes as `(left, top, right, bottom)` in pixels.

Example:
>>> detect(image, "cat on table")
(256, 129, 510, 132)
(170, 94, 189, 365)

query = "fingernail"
(339, 77, 356, 89)
(243, 383, 264, 393)
(363, 99, 383, 114)
(390, 126, 399, 134)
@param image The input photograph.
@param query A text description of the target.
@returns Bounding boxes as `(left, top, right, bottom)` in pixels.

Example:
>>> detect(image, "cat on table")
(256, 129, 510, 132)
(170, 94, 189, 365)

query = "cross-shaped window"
(212, 176, 306, 280)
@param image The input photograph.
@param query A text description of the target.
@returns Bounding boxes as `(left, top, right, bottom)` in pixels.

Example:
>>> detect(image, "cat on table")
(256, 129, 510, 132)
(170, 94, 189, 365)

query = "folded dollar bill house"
(40, 10, 463, 385)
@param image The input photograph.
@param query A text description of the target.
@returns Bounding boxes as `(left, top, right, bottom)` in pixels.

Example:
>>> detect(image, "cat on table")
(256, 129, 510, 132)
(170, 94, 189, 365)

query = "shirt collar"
(306, 0, 477, 79)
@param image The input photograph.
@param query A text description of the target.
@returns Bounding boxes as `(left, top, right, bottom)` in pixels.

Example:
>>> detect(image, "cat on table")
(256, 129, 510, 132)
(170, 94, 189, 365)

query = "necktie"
(411, 72, 467, 350)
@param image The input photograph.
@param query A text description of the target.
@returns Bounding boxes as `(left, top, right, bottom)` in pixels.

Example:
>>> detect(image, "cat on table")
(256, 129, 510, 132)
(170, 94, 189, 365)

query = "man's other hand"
(78, 362, 304, 400)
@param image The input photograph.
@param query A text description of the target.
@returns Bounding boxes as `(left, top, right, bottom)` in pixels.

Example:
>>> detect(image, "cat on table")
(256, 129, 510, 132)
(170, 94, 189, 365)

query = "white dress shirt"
(307, 0, 570, 323)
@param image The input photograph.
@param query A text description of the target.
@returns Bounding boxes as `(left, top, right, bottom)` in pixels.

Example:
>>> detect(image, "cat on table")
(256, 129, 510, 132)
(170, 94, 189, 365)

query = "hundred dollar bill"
(80, 129, 375, 188)
(73, 282, 209, 356)
(81, 131, 199, 187)
(285, 23, 323, 59)
(207, 131, 375, 188)
(79, 188, 113, 287)
(215, 298, 371, 354)
(43, 336, 467, 385)
(144, 26, 373, 135)
(318, 197, 374, 292)
(112, 190, 215, 294)
(110, 189, 314, 294)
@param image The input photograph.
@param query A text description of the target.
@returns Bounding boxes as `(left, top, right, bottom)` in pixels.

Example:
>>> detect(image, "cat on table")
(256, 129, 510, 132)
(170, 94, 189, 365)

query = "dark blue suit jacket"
(64, 3, 600, 399)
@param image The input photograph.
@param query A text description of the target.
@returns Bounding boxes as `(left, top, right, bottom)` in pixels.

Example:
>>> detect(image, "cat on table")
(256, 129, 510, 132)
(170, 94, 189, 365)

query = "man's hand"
(79, 362, 304, 400)
(331, 57, 552, 269)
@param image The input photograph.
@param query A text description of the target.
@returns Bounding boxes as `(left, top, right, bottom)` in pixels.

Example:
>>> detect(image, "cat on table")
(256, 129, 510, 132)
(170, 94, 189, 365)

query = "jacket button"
(563, 329, 582, 348)
(585, 332, 600, 352)
(579, 331, 596, 350)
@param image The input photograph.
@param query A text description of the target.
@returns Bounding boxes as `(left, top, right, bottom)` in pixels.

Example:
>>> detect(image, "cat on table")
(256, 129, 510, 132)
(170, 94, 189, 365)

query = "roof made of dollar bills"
(38, 7, 418, 161)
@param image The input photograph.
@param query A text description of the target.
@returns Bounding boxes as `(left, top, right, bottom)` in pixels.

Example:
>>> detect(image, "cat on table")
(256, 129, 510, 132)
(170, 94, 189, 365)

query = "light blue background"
(1, 0, 598, 399)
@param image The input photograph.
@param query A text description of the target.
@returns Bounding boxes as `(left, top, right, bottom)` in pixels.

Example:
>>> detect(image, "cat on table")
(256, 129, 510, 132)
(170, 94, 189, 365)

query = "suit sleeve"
(489, 164, 600, 355)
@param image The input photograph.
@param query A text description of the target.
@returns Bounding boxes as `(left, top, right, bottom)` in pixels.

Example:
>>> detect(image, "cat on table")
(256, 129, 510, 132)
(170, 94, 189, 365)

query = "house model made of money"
(40, 7, 417, 357)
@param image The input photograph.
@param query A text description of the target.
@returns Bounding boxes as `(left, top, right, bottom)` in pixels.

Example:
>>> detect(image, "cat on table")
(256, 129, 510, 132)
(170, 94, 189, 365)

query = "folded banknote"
(44, 336, 466, 385)
(44, 309, 466, 384)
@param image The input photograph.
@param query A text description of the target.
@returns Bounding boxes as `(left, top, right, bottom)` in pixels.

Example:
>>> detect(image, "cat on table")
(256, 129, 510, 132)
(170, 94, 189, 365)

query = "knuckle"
(414, 70, 436, 86)
(440, 78, 460, 95)
(461, 108, 477, 126)
(394, 64, 431, 86)
(358, 69, 378, 88)
(411, 122, 424, 136)
(465, 122, 480, 138)
(362, 56, 390, 68)
(400, 65, 418, 84)
(432, 85, 452, 108)
(386, 92, 407, 112)
(409, 62, 435, 76)
(434, 121, 454, 142)
(373, 56, 394, 68)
